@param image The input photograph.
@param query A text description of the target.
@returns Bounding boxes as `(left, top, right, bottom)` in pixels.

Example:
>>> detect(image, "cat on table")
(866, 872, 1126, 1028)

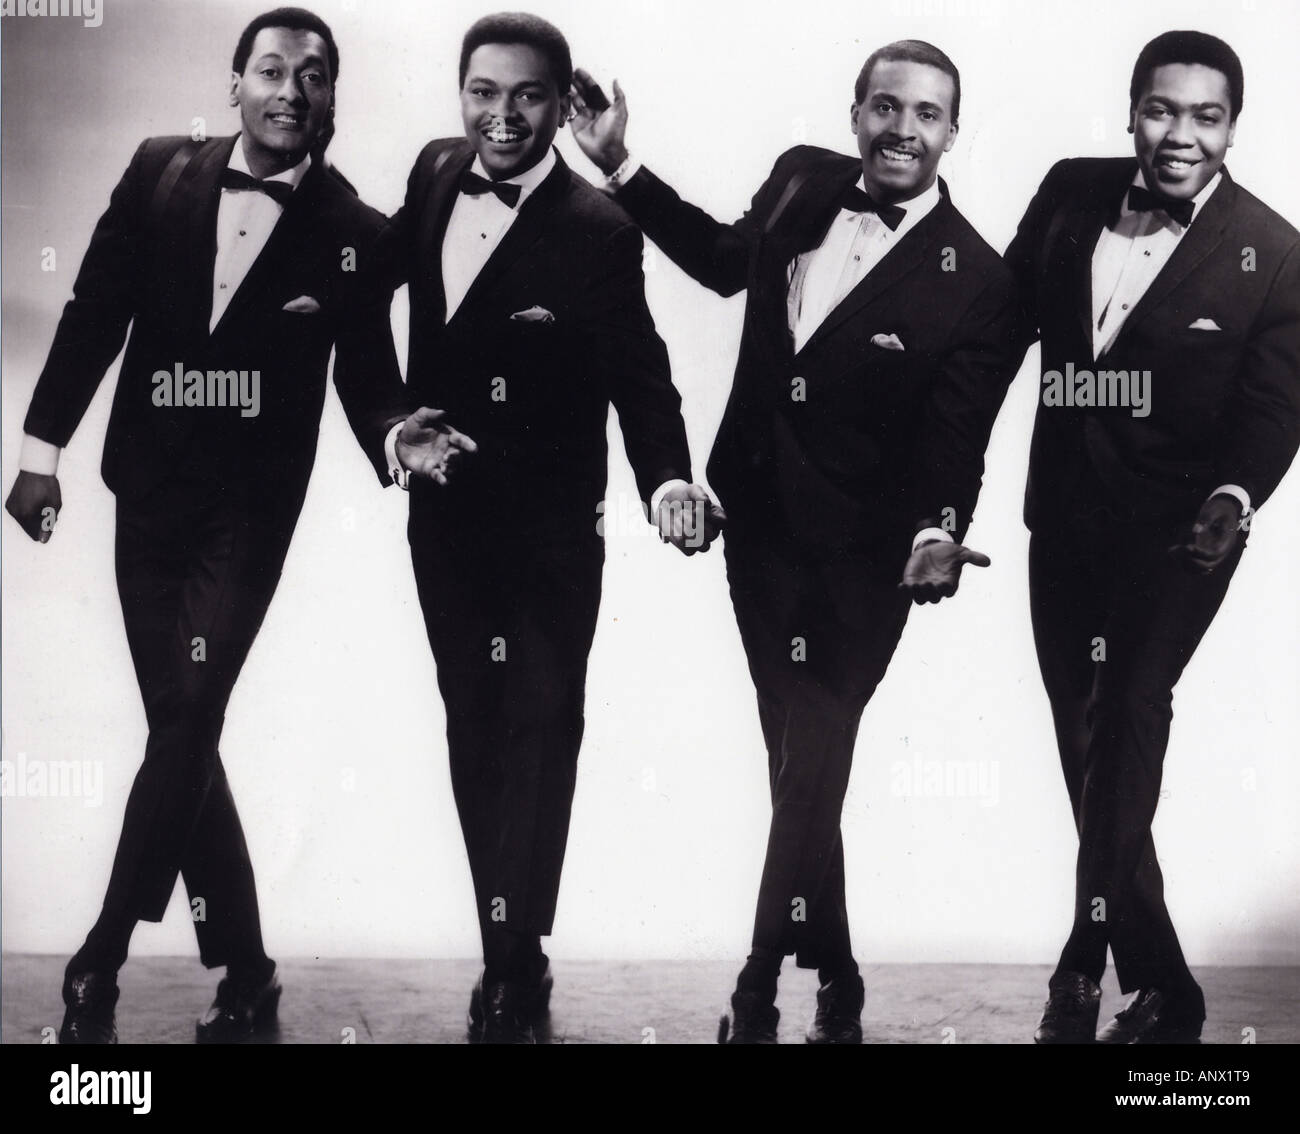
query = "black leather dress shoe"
(717, 990, 779, 1044)
(1096, 988, 1203, 1044)
(195, 965, 281, 1044)
(59, 971, 120, 1044)
(467, 959, 553, 1041)
(476, 981, 537, 1044)
(1033, 971, 1101, 1044)
(805, 975, 864, 1044)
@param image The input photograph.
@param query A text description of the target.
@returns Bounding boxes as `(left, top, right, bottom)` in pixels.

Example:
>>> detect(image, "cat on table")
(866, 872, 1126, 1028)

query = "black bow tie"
(836, 185, 906, 231)
(459, 169, 522, 209)
(219, 167, 295, 206)
(1127, 184, 1194, 228)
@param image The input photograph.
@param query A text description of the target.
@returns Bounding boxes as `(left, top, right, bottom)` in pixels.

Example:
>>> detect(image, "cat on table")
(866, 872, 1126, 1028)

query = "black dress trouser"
(1029, 499, 1242, 1003)
(724, 527, 912, 970)
(96, 482, 294, 969)
(409, 496, 604, 952)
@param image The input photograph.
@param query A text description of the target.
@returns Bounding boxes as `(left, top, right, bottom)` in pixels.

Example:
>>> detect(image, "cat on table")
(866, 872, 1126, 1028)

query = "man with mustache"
(570, 40, 1025, 1042)
(375, 12, 718, 1043)
(1007, 30, 1300, 1043)
(5, 6, 452, 1043)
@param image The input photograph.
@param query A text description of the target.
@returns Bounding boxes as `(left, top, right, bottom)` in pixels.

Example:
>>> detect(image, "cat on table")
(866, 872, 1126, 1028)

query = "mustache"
(872, 138, 922, 154)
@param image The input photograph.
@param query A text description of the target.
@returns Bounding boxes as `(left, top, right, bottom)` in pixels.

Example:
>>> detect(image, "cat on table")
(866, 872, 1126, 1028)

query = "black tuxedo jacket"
(1006, 157, 1300, 530)
(614, 145, 1024, 565)
(23, 134, 405, 515)
(382, 139, 692, 545)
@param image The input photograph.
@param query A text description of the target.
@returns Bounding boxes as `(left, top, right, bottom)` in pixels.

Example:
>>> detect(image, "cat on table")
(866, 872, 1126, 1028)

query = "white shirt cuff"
(384, 420, 409, 490)
(1209, 484, 1251, 516)
(650, 478, 688, 521)
(912, 527, 954, 553)
(19, 434, 61, 476)
(604, 154, 642, 193)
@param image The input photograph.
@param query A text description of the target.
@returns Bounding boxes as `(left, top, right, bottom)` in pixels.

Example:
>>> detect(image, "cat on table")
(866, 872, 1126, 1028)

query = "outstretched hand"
(395, 408, 478, 486)
(569, 69, 630, 176)
(899, 540, 990, 604)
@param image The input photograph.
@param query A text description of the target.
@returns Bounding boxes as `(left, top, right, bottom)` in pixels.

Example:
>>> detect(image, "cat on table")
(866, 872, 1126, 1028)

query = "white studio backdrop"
(2, 0, 1297, 966)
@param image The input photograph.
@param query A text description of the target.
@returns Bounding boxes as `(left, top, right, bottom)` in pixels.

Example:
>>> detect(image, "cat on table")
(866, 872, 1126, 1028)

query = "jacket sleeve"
(23, 139, 152, 447)
(585, 220, 693, 502)
(1003, 158, 1072, 349)
(378, 145, 433, 292)
(907, 266, 1028, 541)
(332, 213, 413, 485)
(611, 149, 803, 297)
(1213, 237, 1300, 511)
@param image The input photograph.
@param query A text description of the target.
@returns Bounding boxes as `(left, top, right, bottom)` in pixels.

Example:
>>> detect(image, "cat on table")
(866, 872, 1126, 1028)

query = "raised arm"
(569, 71, 784, 297)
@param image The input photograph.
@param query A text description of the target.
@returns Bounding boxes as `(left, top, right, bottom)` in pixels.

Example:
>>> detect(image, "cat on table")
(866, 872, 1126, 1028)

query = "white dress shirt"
(386, 149, 557, 486)
(210, 141, 311, 332)
(19, 137, 308, 477)
(792, 176, 950, 551)
(441, 148, 556, 322)
(788, 175, 942, 353)
(1089, 169, 1249, 516)
(1091, 169, 1220, 360)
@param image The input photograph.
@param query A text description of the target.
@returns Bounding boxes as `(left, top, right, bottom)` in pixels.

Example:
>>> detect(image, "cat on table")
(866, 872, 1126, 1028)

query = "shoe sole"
(806, 1030, 863, 1044)
(1098, 1029, 1203, 1045)
(58, 1028, 118, 1045)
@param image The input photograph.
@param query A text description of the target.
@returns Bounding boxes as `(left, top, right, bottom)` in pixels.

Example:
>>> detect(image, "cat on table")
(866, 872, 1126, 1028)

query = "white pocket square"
(282, 295, 321, 314)
(871, 332, 905, 351)
(510, 305, 555, 324)
(1188, 317, 1221, 331)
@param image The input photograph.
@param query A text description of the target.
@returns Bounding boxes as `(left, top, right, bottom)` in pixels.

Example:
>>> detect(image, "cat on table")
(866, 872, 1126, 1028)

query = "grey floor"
(3, 954, 1295, 1044)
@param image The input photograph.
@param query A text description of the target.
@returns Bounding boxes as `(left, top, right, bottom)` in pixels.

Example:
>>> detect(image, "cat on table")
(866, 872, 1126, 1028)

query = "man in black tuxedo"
(571, 40, 1024, 1042)
(1007, 31, 1300, 1044)
(376, 12, 718, 1043)
(5, 7, 451, 1043)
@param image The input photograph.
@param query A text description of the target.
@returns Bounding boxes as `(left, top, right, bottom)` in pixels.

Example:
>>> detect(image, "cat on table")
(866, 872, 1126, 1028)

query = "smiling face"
(460, 42, 568, 181)
(229, 26, 332, 177)
(1131, 62, 1236, 199)
(851, 59, 957, 204)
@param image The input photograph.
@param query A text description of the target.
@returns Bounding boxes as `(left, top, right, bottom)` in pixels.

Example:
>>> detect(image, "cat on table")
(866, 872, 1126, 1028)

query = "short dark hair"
(232, 7, 339, 85)
(1129, 30, 1243, 121)
(458, 11, 573, 94)
(854, 39, 961, 125)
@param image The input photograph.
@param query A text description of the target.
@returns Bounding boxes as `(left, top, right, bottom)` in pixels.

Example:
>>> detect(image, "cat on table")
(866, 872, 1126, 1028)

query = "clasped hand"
(657, 483, 726, 555)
